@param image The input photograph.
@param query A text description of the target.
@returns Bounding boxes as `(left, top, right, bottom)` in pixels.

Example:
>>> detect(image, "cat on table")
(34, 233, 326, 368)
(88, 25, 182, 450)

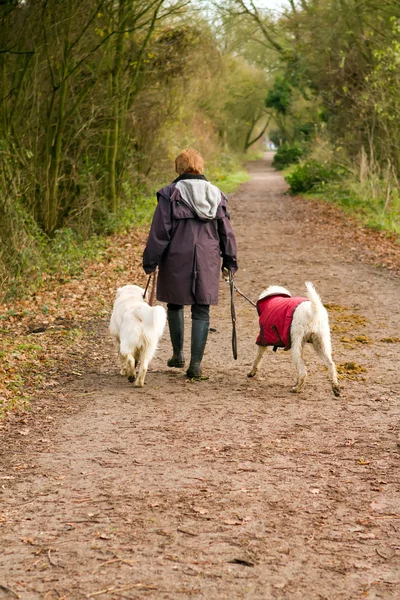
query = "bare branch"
(216, 0, 284, 54)
(70, 0, 106, 52)
(0, 49, 34, 55)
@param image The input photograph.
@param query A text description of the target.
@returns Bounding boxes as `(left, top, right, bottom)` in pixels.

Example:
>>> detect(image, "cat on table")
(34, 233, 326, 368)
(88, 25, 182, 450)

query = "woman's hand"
(222, 267, 231, 281)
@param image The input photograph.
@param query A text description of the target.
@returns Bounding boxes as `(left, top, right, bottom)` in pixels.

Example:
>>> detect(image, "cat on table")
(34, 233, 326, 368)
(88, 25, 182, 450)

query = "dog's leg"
(135, 358, 149, 387)
(312, 335, 341, 397)
(248, 346, 267, 378)
(126, 353, 136, 383)
(119, 352, 129, 377)
(116, 339, 127, 376)
(290, 339, 307, 393)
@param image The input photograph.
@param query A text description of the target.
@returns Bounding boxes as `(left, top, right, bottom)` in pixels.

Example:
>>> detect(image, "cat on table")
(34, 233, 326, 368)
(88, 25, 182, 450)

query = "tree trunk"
(108, 0, 127, 213)
(244, 115, 272, 152)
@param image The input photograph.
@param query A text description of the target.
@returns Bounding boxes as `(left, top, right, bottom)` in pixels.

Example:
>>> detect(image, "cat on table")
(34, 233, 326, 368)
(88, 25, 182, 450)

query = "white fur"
(109, 285, 166, 387)
(249, 282, 340, 396)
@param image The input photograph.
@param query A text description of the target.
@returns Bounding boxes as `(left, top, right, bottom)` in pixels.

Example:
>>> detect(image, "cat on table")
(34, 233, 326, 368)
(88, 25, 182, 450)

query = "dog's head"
(258, 285, 291, 301)
(115, 284, 145, 300)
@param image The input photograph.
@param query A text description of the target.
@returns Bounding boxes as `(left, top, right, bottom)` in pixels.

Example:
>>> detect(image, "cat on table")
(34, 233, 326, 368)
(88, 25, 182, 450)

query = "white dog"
(109, 285, 166, 387)
(248, 282, 340, 396)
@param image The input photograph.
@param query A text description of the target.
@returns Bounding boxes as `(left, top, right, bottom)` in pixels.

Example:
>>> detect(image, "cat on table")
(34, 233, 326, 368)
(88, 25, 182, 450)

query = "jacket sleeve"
(217, 199, 238, 273)
(142, 193, 172, 274)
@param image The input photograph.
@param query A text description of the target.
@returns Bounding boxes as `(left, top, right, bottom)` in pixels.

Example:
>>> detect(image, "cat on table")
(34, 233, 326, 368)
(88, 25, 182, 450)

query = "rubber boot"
(167, 309, 185, 368)
(186, 320, 209, 379)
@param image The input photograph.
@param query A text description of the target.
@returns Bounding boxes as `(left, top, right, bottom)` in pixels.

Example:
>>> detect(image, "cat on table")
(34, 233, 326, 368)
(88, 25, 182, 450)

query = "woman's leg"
(186, 304, 210, 378)
(167, 303, 185, 368)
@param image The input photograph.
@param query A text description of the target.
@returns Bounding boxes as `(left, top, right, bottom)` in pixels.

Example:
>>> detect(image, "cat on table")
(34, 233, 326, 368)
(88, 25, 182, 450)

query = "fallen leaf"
(359, 533, 376, 540)
(229, 558, 254, 567)
(97, 533, 112, 540)
(192, 507, 208, 515)
(224, 519, 242, 526)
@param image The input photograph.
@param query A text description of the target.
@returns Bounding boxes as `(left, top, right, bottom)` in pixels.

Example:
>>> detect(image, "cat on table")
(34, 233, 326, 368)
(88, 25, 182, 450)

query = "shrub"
(272, 143, 304, 170)
(285, 160, 343, 194)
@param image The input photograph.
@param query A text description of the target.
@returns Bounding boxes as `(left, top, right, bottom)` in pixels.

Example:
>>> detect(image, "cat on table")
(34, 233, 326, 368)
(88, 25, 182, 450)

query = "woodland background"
(1, 0, 400, 299)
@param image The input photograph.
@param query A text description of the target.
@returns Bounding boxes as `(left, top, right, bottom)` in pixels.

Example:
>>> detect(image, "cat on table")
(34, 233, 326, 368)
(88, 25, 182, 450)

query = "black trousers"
(167, 303, 209, 323)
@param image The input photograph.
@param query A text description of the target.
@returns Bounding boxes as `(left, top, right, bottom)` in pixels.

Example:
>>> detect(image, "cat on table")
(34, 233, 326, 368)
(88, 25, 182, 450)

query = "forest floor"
(1, 155, 400, 600)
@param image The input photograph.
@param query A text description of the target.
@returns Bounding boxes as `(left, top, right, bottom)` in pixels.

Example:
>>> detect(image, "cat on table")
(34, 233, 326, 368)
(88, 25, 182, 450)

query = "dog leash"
(143, 271, 157, 306)
(227, 275, 257, 360)
(232, 282, 257, 308)
(229, 271, 238, 360)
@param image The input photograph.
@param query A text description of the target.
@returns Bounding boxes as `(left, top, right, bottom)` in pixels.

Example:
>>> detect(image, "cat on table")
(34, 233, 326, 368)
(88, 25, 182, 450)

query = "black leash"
(232, 282, 257, 308)
(227, 274, 258, 360)
(143, 271, 157, 306)
(229, 271, 238, 360)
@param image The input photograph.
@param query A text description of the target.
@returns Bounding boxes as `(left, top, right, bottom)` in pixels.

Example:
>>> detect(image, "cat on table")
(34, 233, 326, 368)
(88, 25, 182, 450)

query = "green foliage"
(44, 229, 106, 279)
(220, 0, 400, 238)
(312, 177, 400, 237)
(285, 160, 344, 194)
(295, 121, 315, 141)
(100, 197, 158, 236)
(213, 170, 250, 194)
(0, 192, 46, 293)
(265, 76, 292, 115)
(272, 143, 304, 170)
(0, 2, 268, 295)
(278, 1, 400, 176)
(269, 129, 286, 147)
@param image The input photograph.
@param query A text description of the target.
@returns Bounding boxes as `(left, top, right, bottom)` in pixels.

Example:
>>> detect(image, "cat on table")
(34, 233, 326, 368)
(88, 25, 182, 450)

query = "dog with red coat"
(248, 282, 340, 396)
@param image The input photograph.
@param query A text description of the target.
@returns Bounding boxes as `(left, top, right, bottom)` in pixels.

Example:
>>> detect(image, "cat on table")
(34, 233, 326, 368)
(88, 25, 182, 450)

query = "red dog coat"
(256, 294, 307, 350)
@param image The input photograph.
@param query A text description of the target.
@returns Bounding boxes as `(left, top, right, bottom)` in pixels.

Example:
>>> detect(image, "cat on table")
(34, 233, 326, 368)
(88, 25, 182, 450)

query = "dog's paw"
(332, 385, 341, 397)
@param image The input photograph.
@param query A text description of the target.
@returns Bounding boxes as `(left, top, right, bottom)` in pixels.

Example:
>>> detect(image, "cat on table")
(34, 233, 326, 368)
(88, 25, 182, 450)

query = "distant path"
(1, 155, 400, 599)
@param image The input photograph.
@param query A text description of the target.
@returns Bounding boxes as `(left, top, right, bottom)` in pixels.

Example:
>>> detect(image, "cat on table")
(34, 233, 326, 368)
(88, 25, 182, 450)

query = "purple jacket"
(143, 174, 238, 305)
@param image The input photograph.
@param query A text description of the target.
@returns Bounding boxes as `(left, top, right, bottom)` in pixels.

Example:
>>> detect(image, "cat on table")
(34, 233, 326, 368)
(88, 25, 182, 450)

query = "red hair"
(175, 148, 204, 175)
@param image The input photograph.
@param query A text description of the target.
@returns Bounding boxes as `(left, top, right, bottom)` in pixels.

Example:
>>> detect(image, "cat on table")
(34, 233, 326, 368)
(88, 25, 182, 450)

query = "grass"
(285, 167, 399, 239)
(244, 149, 266, 161)
(214, 170, 250, 194)
(281, 148, 400, 239)
(310, 182, 400, 237)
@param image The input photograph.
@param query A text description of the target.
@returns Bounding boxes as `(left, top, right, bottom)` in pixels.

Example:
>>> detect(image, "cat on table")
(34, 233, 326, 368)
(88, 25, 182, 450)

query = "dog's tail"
(134, 304, 167, 339)
(305, 281, 326, 320)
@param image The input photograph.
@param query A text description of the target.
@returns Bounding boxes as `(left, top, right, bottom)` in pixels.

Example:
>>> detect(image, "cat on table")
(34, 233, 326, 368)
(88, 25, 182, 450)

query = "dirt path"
(1, 156, 400, 600)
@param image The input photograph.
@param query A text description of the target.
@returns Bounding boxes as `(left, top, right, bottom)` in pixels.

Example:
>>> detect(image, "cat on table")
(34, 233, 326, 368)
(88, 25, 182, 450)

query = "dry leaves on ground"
(0, 230, 147, 416)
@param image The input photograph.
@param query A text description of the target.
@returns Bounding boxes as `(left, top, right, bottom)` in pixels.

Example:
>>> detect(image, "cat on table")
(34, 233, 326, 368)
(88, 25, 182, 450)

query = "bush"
(285, 160, 343, 194)
(272, 143, 304, 170)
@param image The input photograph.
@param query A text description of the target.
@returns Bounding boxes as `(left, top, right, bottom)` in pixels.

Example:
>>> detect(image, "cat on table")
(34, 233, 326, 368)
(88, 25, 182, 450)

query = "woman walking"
(143, 148, 238, 378)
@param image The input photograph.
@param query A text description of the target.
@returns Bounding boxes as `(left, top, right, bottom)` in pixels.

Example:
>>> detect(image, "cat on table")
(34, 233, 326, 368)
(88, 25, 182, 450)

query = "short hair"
(175, 148, 204, 175)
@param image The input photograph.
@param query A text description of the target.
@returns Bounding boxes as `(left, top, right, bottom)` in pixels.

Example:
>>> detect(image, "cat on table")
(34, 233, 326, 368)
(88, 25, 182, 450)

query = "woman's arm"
(142, 193, 172, 274)
(218, 202, 238, 273)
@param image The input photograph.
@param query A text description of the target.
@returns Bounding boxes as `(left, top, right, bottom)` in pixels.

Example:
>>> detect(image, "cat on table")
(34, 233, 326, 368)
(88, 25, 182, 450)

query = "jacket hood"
(176, 180, 222, 220)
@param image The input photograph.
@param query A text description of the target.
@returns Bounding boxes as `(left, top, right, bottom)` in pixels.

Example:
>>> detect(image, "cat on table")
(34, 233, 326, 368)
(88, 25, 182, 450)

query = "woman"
(143, 148, 238, 378)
